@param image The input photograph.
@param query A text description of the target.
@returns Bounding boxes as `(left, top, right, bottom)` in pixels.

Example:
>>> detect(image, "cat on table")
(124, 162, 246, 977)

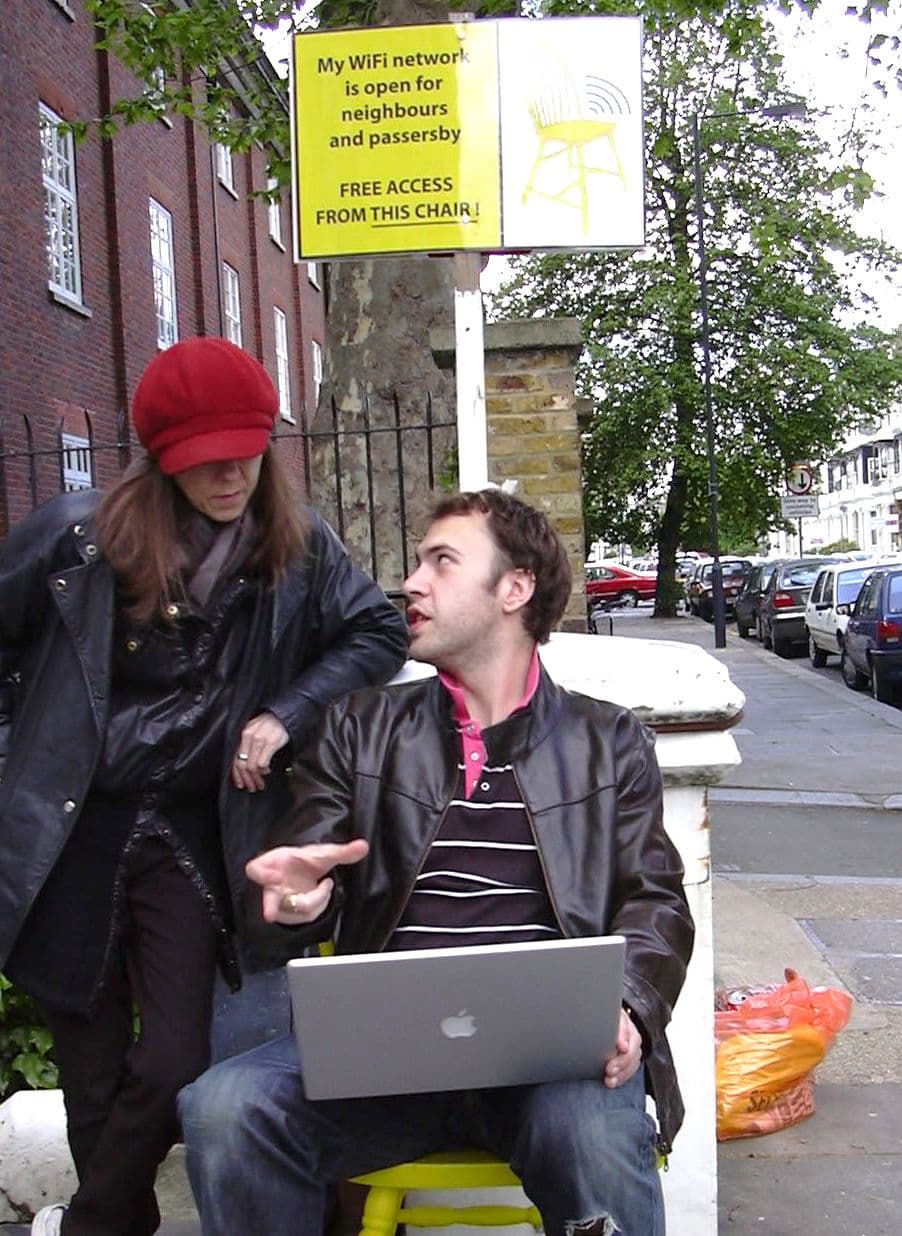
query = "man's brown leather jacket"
(250, 666, 695, 1151)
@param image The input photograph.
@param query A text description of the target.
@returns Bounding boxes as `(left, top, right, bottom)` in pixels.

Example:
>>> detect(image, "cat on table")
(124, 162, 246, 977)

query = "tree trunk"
(309, 0, 480, 589)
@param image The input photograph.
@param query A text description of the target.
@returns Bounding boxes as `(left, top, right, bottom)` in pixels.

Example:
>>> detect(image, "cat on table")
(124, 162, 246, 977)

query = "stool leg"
(358, 1186, 403, 1236)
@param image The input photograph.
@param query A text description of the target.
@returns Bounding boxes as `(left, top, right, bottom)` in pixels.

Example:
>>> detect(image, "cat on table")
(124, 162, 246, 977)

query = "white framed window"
(147, 66, 171, 125)
(267, 177, 283, 247)
(40, 103, 82, 302)
(222, 262, 242, 347)
(148, 198, 178, 349)
(307, 261, 321, 288)
(311, 339, 323, 406)
(215, 142, 235, 193)
(61, 432, 92, 491)
(273, 307, 293, 421)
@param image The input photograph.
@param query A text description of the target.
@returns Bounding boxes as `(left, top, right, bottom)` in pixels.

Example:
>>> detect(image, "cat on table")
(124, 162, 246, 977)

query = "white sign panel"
(497, 17, 645, 250)
(781, 494, 819, 518)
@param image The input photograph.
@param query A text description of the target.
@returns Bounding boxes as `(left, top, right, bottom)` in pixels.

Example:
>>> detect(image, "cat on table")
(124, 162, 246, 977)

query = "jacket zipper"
(512, 766, 567, 936)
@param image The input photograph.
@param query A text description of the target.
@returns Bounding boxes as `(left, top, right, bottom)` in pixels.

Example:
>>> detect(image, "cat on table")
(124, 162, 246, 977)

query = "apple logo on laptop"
(440, 1009, 477, 1039)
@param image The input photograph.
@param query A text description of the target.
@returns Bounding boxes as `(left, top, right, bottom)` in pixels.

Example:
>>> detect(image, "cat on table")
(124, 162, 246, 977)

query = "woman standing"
(0, 337, 408, 1236)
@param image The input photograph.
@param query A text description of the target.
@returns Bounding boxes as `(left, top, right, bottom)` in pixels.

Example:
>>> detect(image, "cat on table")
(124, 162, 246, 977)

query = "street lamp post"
(690, 101, 807, 650)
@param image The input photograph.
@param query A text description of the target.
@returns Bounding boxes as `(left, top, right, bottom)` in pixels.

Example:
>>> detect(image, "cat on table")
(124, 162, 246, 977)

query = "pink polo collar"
(438, 649, 540, 797)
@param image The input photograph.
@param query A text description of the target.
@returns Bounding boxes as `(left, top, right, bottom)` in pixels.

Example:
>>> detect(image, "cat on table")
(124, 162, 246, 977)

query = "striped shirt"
(387, 654, 559, 951)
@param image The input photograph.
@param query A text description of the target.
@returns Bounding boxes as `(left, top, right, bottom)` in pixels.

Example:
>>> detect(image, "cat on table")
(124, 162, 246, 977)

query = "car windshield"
(836, 569, 873, 606)
(782, 564, 822, 587)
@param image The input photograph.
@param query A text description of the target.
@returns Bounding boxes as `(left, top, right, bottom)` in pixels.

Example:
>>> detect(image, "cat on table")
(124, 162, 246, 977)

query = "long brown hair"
(95, 446, 308, 625)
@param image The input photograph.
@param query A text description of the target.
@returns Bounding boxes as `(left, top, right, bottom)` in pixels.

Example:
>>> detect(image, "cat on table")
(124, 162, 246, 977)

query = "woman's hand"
(232, 711, 290, 792)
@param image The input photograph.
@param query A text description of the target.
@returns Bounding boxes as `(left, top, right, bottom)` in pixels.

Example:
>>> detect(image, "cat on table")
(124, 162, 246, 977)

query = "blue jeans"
(178, 1034, 663, 1236)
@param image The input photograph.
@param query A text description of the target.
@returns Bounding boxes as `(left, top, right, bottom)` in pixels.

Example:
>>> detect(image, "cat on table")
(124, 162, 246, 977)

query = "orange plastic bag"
(714, 969, 852, 1141)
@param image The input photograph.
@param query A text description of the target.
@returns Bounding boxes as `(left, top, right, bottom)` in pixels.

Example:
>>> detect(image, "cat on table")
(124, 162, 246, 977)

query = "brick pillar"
(432, 318, 587, 632)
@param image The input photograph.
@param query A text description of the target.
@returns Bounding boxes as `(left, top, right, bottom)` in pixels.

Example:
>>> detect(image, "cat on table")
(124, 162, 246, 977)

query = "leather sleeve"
(608, 712, 695, 1049)
(240, 697, 358, 966)
(264, 514, 408, 748)
(0, 492, 96, 767)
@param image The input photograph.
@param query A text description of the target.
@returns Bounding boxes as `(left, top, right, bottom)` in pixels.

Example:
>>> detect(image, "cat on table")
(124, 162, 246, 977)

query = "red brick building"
(0, 0, 325, 534)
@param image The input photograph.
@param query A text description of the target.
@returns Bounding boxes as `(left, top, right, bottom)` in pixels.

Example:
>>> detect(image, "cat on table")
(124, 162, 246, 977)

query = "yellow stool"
(350, 1150, 541, 1236)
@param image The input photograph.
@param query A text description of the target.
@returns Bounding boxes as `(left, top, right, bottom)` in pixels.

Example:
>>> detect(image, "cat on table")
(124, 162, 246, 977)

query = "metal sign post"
(453, 251, 488, 491)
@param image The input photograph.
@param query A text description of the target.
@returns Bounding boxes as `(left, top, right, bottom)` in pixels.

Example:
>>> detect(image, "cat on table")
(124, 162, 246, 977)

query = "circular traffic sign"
(786, 462, 814, 495)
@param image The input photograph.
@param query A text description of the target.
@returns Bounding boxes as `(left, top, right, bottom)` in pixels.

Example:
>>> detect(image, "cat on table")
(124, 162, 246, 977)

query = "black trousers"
(42, 836, 218, 1236)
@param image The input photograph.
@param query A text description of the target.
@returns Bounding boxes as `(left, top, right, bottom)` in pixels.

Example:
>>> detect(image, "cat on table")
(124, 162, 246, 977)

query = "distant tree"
(491, 0, 902, 614)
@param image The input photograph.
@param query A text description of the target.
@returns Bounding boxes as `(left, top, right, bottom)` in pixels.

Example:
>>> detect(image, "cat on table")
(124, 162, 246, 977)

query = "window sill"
(49, 287, 92, 318)
(279, 410, 297, 425)
(49, 0, 76, 20)
(269, 234, 286, 252)
(218, 177, 239, 200)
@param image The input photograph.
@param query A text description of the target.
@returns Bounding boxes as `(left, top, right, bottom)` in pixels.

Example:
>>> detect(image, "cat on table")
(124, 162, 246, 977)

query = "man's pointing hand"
(246, 840, 370, 924)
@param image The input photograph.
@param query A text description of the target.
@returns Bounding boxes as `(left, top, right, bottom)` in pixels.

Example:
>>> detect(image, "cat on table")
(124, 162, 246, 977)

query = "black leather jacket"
(250, 669, 695, 1150)
(0, 490, 408, 977)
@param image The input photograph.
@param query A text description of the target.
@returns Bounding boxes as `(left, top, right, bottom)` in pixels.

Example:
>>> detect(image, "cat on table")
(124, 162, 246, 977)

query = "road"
(615, 604, 902, 1236)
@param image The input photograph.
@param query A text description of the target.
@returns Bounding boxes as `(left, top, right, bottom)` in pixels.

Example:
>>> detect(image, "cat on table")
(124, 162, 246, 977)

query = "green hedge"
(0, 974, 58, 1102)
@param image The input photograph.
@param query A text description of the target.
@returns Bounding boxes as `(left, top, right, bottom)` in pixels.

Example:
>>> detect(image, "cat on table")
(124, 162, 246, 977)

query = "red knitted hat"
(132, 337, 278, 475)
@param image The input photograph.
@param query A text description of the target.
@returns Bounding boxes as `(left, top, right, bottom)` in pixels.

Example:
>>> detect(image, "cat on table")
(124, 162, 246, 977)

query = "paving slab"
(710, 802, 902, 879)
(718, 1084, 902, 1236)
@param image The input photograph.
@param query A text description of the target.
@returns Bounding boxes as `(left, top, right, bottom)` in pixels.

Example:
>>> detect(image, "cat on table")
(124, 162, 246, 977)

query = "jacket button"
(125, 639, 140, 653)
(63, 799, 76, 813)
(85, 544, 98, 557)
(165, 603, 180, 618)
(55, 578, 67, 590)
(73, 524, 84, 536)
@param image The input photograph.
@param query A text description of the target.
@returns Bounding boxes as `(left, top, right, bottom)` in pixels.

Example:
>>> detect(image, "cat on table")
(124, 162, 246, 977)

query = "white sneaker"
(31, 1204, 67, 1235)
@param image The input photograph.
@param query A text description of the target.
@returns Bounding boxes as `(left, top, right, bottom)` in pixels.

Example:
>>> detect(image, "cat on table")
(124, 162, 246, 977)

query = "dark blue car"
(840, 567, 902, 703)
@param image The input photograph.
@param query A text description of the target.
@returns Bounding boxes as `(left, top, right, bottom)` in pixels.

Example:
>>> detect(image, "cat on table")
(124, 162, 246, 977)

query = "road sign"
(781, 494, 819, 518)
(786, 462, 814, 495)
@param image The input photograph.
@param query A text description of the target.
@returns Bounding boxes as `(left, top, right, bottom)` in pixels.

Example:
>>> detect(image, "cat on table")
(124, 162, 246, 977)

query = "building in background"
(766, 410, 902, 559)
(0, 0, 324, 534)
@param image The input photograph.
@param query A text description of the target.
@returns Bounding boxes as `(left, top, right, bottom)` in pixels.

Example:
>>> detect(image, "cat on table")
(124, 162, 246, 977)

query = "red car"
(585, 564, 656, 609)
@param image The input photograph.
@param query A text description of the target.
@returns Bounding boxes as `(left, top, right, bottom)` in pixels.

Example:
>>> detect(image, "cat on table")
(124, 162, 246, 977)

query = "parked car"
(840, 566, 902, 702)
(735, 561, 778, 639)
(584, 563, 656, 609)
(804, 561, 878, 667)
(757, 557, 841, 657)
(686, 558, 752, 621)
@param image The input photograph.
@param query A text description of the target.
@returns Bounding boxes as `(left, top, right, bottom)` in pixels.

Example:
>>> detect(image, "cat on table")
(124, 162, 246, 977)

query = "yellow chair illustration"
(522, 67, 629, 233)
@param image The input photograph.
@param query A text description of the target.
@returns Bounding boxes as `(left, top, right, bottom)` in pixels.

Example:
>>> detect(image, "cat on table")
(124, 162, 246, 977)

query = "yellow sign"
(291, 17, 644, 259)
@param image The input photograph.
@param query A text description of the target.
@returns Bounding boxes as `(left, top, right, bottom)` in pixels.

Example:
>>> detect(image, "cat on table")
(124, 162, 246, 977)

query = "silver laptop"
(286, 935, 626, 1100)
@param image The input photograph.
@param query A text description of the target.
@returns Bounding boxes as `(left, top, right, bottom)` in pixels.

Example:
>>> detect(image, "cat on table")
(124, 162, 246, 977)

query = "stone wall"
(433, 318, 588, 632)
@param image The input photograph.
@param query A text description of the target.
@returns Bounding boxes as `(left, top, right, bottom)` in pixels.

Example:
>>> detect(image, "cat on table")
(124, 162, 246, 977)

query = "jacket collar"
(426, 663, 563, 766)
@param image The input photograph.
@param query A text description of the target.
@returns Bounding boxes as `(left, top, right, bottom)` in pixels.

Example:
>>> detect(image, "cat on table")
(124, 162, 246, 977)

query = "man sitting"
(179, 490, 694, 1236)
